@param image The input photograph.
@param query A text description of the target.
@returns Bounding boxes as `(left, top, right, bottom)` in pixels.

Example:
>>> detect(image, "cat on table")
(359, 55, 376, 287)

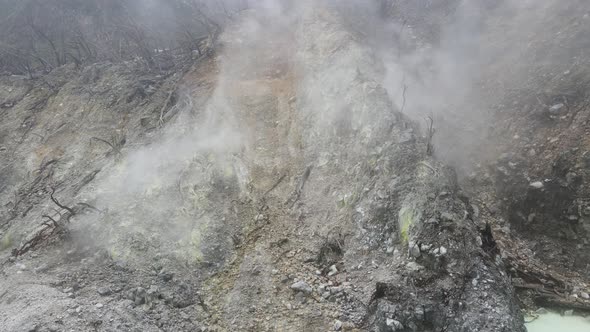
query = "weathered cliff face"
(0, 3, 528, 332)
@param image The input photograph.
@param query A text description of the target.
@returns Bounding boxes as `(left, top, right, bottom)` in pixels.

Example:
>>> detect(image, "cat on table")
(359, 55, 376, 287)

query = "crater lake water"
(525, 312, 590, 332)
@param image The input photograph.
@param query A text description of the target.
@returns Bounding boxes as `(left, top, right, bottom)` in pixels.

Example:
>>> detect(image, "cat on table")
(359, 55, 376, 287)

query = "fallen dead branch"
(501, 234, 590, 312)
(535, 294, 590, 312)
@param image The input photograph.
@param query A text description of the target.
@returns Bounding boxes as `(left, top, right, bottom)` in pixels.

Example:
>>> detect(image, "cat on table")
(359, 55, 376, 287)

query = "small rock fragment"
(406, 262, 424, 272)
(97, 287, 112, 296)
(158, 270, 174, 282)
(414, 306, 425, 321)
(440, 212, 454, 222)
(425, 218, 438, 224)
(134, 287, 146, 305)
(294, 291, 307, 304)
(386, 318, 403, 331)
(408, 242, 421, 258)
(46, 324, 60, 332)
(549, 103, 566, 115)
(330, 286, 343, 294)
(420, 244, 432, 252)
(536, 307, 548, 315)
(328, 265, 339, 277)
(476, 236, 483, 247)
(290, 281, 312, 294)
(333, 319, 343, 331)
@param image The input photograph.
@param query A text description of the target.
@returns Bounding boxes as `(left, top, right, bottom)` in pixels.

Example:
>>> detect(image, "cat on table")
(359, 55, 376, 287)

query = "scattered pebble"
(290, 281, 312, 294)
(440, 212, 454, 222)
(328, 265, 338, 277)
(549, 103, 566, 115)
(386, 318, 403, 330)
(97, 287, 112, 296)
(420, 243, 432, 252)
(408, 242, 421, 258)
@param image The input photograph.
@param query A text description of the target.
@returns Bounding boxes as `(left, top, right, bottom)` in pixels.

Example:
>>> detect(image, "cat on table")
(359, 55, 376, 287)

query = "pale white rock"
(333, 320, 343, 331)
(328, 265, 339, 277)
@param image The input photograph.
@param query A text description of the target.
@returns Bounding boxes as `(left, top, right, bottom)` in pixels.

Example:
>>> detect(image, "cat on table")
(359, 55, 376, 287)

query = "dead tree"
(49, 187, 75, 220)
(11, 187, 76, 257)
(425, 115, 436, 156)
(28, 19, 64, 67)
(400, 83, 408, 113)
(115, 18, 155, 69)
(0, 0, 231, 75)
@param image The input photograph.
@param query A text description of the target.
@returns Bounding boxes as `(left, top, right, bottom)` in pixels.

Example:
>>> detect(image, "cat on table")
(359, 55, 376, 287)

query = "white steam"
(70, 0, 574, 263)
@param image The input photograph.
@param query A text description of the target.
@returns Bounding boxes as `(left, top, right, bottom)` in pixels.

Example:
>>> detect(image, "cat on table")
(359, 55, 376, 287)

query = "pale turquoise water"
(525, 312, 590, 332)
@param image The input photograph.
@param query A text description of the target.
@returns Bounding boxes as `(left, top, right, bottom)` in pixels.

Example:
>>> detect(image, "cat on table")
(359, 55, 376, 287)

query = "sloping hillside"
(1, 1, 590, 332)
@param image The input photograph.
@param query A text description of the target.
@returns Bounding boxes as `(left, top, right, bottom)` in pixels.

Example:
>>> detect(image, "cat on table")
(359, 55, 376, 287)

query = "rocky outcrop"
(289, 7, 525, 331)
